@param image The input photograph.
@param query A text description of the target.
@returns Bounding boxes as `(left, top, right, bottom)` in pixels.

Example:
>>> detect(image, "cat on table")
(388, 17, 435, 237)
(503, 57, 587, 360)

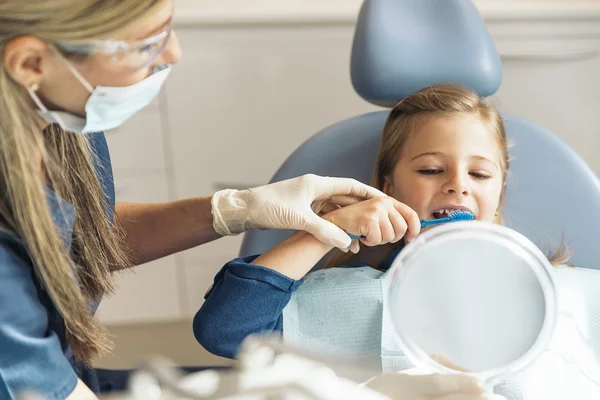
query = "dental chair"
(239, 0, 600, 270)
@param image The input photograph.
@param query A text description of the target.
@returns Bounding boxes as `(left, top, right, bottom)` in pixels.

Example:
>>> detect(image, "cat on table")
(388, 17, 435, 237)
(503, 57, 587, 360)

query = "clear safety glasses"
(54, 22, 172, 72)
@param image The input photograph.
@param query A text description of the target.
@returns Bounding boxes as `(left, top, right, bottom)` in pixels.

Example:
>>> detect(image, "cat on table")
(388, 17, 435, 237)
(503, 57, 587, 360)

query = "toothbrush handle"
(420, 218, 450, 229)
(350, 217, 462, 238)
(349, 220, 439, 238)
(349, 222, 432, 239)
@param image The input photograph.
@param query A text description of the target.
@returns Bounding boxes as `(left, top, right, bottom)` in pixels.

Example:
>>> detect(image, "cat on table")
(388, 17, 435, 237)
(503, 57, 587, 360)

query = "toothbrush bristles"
(448, 210, 475, 221)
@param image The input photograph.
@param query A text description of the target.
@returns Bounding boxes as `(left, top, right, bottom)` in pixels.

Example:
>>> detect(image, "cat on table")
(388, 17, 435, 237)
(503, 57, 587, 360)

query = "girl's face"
(383, 113, 504, 227)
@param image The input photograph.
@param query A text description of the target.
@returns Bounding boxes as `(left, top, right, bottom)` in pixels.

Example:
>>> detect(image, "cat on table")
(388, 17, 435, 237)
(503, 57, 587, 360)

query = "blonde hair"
(0, 0, 163, 364)
(325, 84, 570, 268)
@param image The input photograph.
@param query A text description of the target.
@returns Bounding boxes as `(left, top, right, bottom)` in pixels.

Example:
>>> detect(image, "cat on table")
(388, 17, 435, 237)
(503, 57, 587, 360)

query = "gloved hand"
(211, 174, 385, 248)
(362, 372, 507, 400)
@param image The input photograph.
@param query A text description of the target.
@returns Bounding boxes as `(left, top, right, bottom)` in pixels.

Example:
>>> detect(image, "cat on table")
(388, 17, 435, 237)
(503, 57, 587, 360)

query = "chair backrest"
(350, 0, 501, 106)
(240, 0, 600, 270)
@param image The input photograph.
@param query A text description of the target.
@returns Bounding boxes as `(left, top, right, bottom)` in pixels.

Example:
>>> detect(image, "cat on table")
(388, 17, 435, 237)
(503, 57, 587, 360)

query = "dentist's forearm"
(252, 232, 333, 280)
(114, 198, 220, 267)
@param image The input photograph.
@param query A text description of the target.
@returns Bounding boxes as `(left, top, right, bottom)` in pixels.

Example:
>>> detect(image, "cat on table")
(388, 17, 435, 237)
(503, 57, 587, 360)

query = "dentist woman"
(0, 1, 496, 399)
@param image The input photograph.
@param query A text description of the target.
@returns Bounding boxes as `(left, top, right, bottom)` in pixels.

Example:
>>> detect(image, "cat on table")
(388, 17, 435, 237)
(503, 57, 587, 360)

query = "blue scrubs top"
(0, 132, 115, 399)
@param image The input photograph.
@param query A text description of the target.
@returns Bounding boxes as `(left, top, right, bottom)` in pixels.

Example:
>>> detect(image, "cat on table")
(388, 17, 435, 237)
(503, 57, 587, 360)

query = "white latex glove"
(362, 372, 507, 400)
(211, 174, 385, 248)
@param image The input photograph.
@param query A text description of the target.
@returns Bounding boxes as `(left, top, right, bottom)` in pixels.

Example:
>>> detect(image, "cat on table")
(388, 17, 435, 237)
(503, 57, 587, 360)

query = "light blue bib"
(282, 266, 414, 374)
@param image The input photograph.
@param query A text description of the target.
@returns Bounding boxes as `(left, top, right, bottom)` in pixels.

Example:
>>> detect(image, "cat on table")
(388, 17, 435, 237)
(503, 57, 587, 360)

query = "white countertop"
(173, 0, 600, 25)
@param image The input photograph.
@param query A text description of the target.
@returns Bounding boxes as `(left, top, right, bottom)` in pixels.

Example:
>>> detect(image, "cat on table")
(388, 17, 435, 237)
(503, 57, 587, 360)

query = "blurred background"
(94, 0, 600, 370)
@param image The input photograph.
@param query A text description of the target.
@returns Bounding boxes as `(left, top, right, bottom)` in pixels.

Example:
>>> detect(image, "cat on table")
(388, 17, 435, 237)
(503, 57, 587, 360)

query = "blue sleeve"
(193, 255, 303, 359)
(0, 244, 78, 400)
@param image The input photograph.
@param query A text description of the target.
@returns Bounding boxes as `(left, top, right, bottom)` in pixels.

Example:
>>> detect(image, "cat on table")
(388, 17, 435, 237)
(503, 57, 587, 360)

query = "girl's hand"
(322, 197, 420, 252)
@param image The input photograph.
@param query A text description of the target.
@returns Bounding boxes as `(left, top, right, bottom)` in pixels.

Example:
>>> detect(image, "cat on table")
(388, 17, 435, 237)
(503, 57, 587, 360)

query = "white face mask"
(28, 62, 171, 134)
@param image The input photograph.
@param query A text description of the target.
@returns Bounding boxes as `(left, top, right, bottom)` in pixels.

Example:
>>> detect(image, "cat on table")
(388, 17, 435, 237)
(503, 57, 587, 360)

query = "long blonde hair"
(0, 0, 163, 364)
(325, 84, 570, 268)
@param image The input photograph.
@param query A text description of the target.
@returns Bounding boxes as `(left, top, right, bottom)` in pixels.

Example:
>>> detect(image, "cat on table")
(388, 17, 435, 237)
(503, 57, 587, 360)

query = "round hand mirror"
(386, 221, 557, 389)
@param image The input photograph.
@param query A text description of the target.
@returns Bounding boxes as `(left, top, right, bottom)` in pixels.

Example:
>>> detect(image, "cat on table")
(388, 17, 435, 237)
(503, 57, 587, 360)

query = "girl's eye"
(418, 169, 443, 175)
(470, 172, 491, 180)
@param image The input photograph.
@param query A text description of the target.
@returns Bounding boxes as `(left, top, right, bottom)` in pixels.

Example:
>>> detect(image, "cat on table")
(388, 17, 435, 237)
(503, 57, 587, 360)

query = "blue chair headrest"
(351, 0, 503, 107)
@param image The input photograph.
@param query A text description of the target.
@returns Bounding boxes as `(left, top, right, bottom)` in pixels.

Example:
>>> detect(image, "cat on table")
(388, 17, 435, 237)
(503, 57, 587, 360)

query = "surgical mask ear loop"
(26, 83, 69, 130)
(61, 60, 95, 94)
(49, 45, 94, 93)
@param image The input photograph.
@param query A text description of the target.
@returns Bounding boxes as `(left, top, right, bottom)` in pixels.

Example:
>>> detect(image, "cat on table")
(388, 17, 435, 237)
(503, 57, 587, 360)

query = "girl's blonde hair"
(0, 0, 163, 364)
(325, 84, 570, 268)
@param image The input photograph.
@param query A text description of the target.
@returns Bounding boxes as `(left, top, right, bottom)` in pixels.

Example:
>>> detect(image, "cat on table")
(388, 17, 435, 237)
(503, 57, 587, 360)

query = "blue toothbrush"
(347, 210, 475, 239)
